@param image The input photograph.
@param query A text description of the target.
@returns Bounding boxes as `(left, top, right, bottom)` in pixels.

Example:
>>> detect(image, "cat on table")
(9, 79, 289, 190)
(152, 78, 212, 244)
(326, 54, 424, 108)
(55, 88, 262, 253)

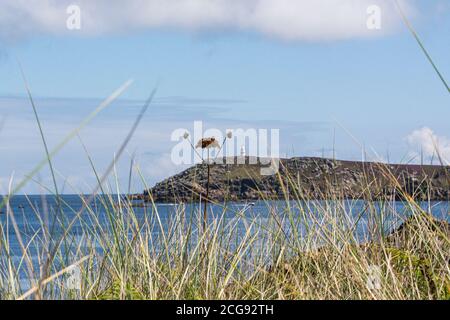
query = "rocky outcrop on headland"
(138, 157, 449, 203)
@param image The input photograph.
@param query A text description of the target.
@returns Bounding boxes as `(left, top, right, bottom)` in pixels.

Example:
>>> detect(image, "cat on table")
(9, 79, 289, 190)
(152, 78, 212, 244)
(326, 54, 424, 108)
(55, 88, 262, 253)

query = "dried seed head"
(196, 137, 219, 149)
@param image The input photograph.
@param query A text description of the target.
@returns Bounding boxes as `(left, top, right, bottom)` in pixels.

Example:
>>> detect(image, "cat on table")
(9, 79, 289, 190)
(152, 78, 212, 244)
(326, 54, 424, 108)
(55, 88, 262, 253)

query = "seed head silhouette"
(196, 137, 220, 149)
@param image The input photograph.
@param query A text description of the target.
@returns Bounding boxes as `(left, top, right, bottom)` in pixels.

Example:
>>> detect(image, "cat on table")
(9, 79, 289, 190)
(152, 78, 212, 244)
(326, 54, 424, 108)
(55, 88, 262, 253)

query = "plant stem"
(203, 151, 211, 233)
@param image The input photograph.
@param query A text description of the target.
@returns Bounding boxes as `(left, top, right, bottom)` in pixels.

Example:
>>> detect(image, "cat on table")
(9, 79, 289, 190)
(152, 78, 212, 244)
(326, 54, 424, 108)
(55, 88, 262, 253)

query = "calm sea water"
(1, 194, 448, 245)
(0, 195, 448, 263)
(1, 193, 449, 225)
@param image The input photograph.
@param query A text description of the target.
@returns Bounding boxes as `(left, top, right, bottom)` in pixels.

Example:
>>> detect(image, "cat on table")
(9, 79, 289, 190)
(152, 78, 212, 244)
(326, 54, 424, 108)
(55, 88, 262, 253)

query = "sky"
(0, 0, 449, 194)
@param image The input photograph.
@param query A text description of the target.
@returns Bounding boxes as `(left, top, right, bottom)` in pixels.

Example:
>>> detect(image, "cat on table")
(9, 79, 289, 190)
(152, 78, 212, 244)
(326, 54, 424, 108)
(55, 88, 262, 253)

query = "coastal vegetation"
(0, 159, 449, 300)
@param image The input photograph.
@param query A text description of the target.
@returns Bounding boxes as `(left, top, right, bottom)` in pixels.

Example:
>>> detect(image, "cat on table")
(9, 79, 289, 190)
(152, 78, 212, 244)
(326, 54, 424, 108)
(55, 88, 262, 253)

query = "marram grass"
(0, 168, 448, 300)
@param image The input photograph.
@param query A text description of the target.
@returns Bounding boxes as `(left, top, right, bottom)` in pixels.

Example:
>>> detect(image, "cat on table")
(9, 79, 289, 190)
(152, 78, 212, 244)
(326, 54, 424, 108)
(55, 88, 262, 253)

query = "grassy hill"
(140, 157, 450, 202)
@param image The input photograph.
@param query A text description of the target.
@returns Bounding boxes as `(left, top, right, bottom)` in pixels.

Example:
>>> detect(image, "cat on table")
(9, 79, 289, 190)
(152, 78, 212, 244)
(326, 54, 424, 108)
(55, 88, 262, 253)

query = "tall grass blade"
(395, 0, 450, 93)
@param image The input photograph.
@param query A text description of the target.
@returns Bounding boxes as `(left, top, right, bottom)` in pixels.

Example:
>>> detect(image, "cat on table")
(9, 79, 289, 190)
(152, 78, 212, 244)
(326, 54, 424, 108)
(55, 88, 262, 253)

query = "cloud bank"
(406, 127, 450, 165)
(0, 0, 415, 42)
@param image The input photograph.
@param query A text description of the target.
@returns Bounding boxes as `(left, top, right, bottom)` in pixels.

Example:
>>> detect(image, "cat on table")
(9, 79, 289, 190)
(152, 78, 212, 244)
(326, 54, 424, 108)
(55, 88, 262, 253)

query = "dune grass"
(0, 160, 449, 300)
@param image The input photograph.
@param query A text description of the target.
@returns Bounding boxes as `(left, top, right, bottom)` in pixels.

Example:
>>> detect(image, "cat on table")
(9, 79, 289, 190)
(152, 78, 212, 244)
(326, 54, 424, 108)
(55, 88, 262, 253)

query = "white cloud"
(140, 153, 189, 185)
(406, 127, 450, 165)
(0, 0, 416, 42)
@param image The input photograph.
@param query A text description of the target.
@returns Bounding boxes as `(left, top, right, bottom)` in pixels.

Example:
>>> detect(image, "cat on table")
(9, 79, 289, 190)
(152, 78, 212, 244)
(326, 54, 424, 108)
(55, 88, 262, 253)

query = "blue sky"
(0, 0, 449, 194)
